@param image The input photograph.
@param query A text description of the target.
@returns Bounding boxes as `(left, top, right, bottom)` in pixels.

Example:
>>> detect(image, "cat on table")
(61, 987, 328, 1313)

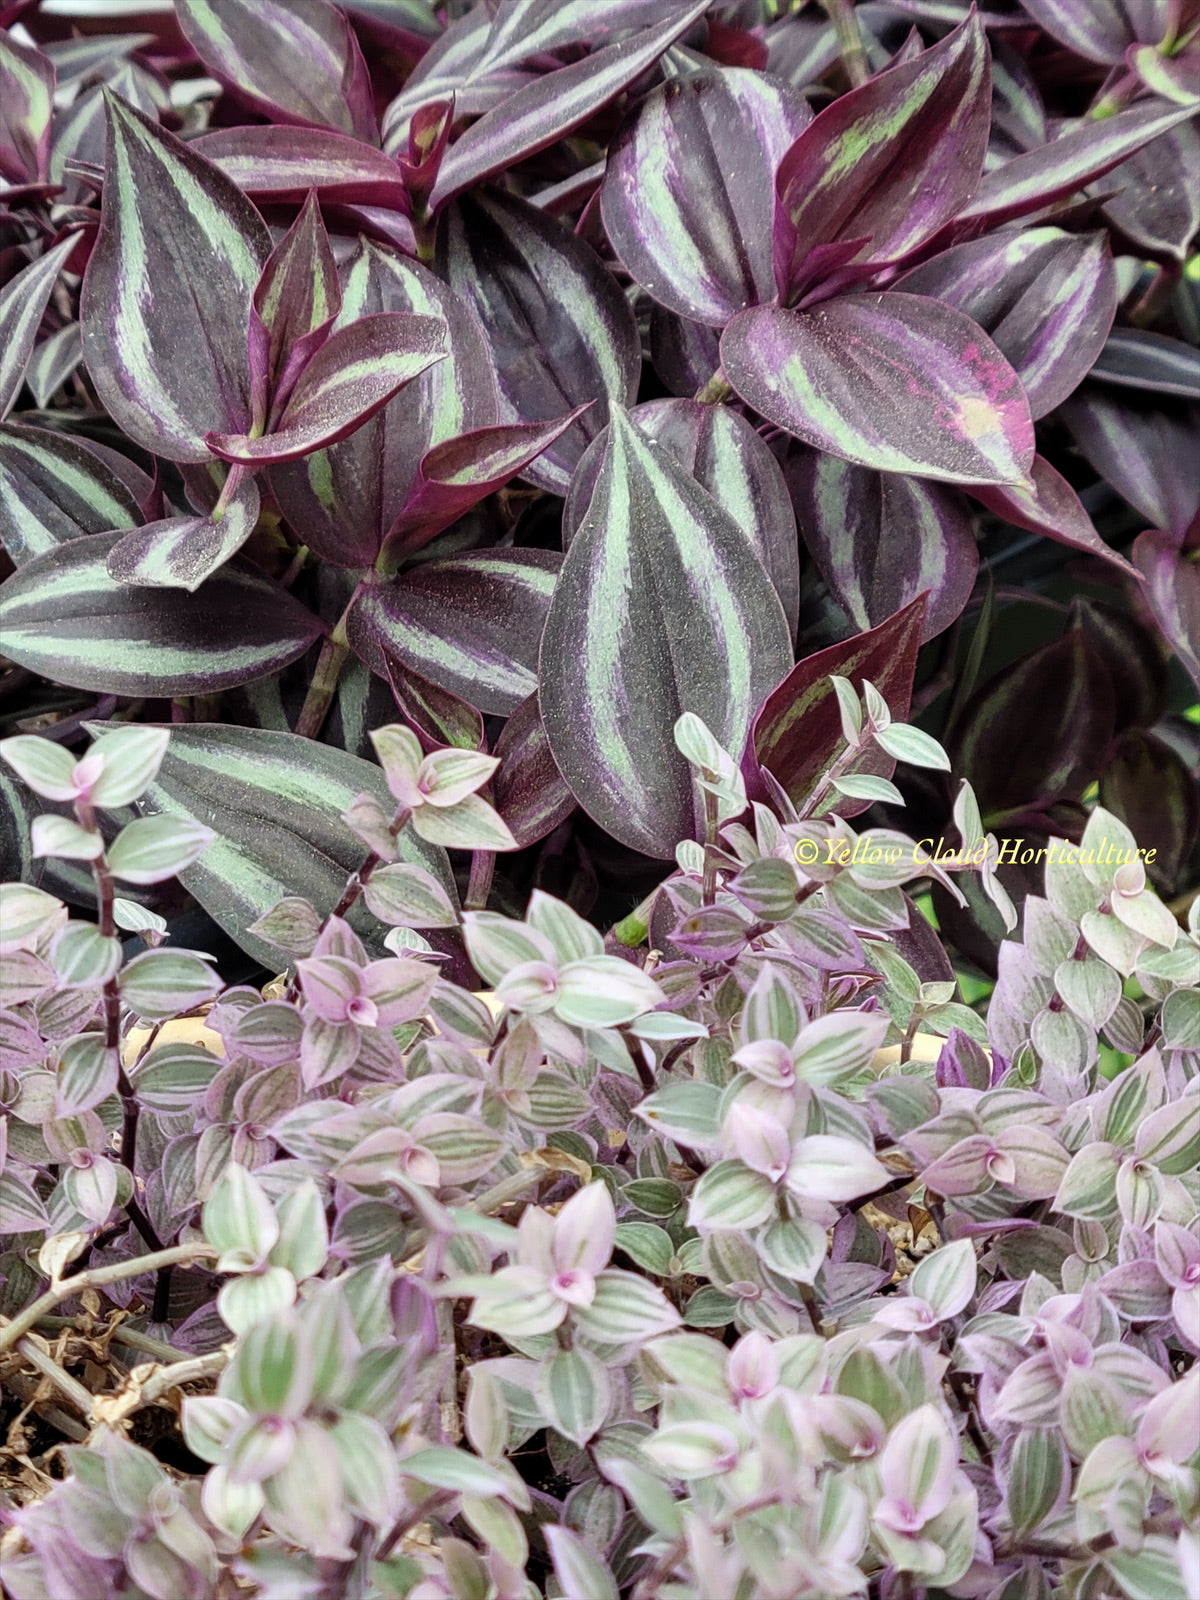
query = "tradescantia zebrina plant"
(1, 709, 1198, 1599)
(0, 0, 1197, 976)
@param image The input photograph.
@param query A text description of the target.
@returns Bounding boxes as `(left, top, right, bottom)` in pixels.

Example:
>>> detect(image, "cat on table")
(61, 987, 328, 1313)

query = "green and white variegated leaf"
(131, 724, 456, 968)
(80, 93, 271, 462)
(535, 1347, 612, 1446)
(546, 1526, 619, 1600)
(120, 948, 222, 1019)
(540, 407, 793, 859)
(0, 534, 323, 695)
(570, 1269, 682, 1347)
(52, 923, 122, 988)
(687, 1159, 778, 1230)
(0, 422, 143, 567)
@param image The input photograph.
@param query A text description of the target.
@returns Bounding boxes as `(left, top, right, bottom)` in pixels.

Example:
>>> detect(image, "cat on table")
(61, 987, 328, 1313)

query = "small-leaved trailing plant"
(1, 704, 1197, 1600)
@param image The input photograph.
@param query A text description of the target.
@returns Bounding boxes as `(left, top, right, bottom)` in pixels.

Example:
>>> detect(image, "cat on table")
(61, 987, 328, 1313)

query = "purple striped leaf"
(176, 0, 377, 141)
(0, 31, 53, 185)
(104, 474, 262, 592)
(439, 189, 641, 495)
(949, 100, 1196, 236)
(493, 691, 576, 849)
(774, 13, 990, 298)
(49, 63, 164, 205)
(895, 228, 1117, 419)
(384, 653, 486, 753)
(1134, 532, 1200, 693)
(27, 322, 84, 409)
(785, 448, 977, 643)
(540, 407, 793, 859)
(137, 725, 455, 970)
(194, 125, 411, 210)
(748, 597, 926, 814)
(1058, 384, 1200, 537)
(0, 422, 142, 566)
(1103, 121, 1200, 261)
(601, 67, 811, 327)
(381, 410, 588, 566)
(721, 295, 1035, 487)
(649, 305, 722, 397)
(479, 0, 698, 71)
(990, 38, 1048, 152)
(381, 9, 509, 157)
(206, 312, 447, 466)
(1129, 41, 1200, 106)
(563, 398, 801, 637)
(0, 532, 323, 696)
(1091, 329, 1200, 400)
(1019, 0, 1162, 64)
(250, 191, 341, 428)
(0, 238, 78, 420)
(270, 243, 497, 569)
(428, 3, 709, 209)
(80, 94, 271, 463)
(968, 455, 1138, 576)
(348, 549, 562, 715)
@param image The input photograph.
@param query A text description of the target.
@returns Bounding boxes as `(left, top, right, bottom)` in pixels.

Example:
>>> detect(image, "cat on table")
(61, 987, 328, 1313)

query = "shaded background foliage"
(0, 0, 1197, 974)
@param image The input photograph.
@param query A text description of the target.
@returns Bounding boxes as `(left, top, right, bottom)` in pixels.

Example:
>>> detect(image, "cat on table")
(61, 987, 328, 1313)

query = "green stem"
(295, 603, 355, 741)
(79, 803, 164, 1258)
(694, 370, 733, 405)
(1088, 66, 1139, 118)
(701, 788, 721, 907)
(820, 0, 870, 87)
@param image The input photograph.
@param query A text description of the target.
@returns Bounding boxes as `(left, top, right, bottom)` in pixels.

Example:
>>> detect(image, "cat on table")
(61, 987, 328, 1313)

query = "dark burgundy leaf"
(601, 66, 811, 326)
(721, 295, 1035, 487)
(1089, 328, 1200, 399)
(950, 630, 1117, 822)
(80, 94, 271, 463)
(249, 190, 341, 427)
(894, 228, 1118, 419)
(270, 242, 497, 571)
(749, 597, 927, 814)
(1103, 121, 1200, 262)
(492, 691, 577, 849)
(428, 3, 710, 209)
(206, 312, 447, 466)
(438, 189, 641, 495)
(194, 125, 412, 210)
(784, 448, 978, 643)
(0, 532, 323, 696)
(381, 410, 588, 567)
(950, 100, 1195, 237)
(384, 652, 486, 754)
(1058, 384, 1200, 537)
(1133, 530, 1200, 691)
(176, 0, 378, 141)
(1100, 730, 1200, 893)
(563, 398, 801, 637)
(967, 454, 1138, 576)
(0, 422, 142, 566)
(774, 12, 990, 298)
(348, 549, 562, 715)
